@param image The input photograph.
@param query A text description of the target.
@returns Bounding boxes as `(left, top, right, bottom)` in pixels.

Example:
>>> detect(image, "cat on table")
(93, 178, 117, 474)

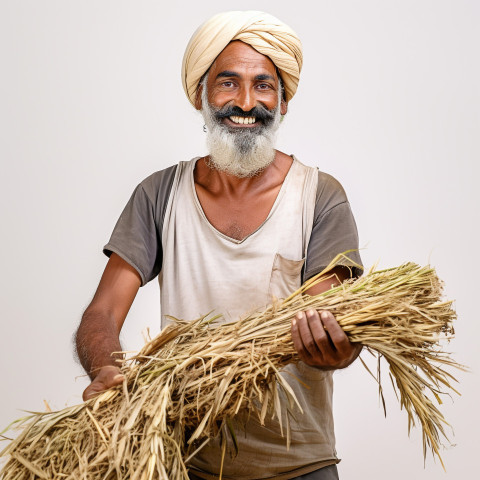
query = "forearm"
(75, 309, 123, 380)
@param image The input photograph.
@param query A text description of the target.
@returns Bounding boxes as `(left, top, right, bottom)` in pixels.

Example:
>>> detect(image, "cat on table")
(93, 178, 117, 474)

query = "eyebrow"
(254, 74, 275, 81)
(216, 70, 240, 79)
(215, 71, 276, 82)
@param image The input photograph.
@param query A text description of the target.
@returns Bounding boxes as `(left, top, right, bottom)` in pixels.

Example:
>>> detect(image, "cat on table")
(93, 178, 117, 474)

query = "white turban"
(181, 11, 303, 106)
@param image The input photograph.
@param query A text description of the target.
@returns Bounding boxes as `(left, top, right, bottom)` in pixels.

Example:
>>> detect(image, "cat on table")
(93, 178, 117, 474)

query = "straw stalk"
(0, 254, 463, 479)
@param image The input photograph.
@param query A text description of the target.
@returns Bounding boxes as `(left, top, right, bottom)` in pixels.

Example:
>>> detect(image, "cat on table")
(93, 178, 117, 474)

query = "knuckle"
(330, 333, 344, 346)
(313, 329, 327, 342)
(315, 335, 329, 349)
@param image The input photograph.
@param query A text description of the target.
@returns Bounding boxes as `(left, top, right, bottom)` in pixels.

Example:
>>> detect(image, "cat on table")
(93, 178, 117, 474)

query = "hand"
(82, 365, 124, 401)
(291, 309, 362, 370)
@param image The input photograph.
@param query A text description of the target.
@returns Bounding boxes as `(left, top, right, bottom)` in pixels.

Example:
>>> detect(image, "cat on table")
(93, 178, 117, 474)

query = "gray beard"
(201, 82, 282, 178)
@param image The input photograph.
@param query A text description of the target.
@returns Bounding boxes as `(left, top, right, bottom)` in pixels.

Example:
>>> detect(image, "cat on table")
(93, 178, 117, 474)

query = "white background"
(1, 1, 478, 478)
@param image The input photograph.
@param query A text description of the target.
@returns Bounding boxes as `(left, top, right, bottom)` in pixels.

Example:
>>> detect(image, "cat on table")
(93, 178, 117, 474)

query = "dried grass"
(0, 254, 463, 479)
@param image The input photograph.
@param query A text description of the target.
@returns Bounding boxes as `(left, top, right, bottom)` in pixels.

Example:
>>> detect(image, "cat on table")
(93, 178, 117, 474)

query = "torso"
(159, 155, 337, 477)
(193, 151, 293, 240)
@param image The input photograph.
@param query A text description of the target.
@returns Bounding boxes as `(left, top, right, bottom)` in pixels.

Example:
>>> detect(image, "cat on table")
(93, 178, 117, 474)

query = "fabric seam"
(316, 200, 349, 223)
(103, 244, 147, 286)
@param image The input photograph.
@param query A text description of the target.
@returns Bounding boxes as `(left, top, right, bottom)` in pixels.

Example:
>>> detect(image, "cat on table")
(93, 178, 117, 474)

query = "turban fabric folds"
(181, 11, 303, 106)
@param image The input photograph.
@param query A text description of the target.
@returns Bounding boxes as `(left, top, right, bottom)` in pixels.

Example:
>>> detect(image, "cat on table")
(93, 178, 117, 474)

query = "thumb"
(105, 372, 125, 388)
(83, 382, 103, 401)
(82, 368, 125, 401)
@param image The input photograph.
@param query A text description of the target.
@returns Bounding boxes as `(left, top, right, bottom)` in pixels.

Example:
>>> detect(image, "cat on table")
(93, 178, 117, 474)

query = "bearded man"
(76, 11, 363, 480)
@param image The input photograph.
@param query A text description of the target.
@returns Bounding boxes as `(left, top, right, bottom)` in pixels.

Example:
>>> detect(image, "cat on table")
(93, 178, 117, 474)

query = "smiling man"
(198, 41, 286, 179)
(75, 11, 362, 480)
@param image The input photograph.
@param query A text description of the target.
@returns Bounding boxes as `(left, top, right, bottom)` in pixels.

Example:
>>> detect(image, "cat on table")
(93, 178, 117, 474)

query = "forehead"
(208, 41, 278, 79)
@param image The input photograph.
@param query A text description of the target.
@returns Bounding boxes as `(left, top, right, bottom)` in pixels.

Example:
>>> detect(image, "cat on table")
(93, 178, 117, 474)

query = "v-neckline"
(190, 157, 297, 244)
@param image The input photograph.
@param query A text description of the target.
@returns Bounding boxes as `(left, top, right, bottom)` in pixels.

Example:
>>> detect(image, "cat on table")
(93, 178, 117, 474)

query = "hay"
(0, 254, 463, 479)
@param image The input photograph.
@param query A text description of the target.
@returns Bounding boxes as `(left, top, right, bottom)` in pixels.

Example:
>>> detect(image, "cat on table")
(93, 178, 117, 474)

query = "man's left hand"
(291, 309, 361, 370)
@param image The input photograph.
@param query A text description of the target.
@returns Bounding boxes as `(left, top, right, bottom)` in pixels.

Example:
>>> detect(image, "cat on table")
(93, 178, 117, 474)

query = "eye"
(221, 81, 235, 88)
(257, 83, 272, 90)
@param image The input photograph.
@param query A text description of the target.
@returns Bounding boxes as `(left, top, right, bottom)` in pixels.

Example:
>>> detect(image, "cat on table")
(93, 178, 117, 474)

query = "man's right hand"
(82, 365, 125, 401)
(76, 253, 141, 402)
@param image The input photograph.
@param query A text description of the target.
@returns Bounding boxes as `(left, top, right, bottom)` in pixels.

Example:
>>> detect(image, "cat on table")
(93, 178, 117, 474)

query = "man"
(75, 11, 363, 480)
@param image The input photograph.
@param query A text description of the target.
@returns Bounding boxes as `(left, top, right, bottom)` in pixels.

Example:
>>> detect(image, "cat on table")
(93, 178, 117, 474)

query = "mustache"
(212, 104, 277, 123)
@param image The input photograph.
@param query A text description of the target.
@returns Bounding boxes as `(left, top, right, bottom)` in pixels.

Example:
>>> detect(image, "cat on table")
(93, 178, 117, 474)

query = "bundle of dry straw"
(1, 254, 461, 479)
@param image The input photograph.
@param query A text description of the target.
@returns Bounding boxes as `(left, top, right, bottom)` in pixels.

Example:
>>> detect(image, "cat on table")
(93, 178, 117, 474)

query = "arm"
(291, 266, 362, 370)
(75, 253, 141, 400)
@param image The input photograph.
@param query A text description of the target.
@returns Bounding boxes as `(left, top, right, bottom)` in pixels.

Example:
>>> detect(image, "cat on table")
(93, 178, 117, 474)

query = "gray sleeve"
(103, 165, 177, 286)
(303, 171, 363, 281)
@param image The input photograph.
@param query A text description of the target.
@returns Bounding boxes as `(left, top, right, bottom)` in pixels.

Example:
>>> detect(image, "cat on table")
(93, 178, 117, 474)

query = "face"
(198, 41, 287, 177)
(197, 41, 287, 120)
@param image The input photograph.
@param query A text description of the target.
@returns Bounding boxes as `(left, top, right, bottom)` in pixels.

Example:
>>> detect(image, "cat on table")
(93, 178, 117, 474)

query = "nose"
(234, 86, 256, 113)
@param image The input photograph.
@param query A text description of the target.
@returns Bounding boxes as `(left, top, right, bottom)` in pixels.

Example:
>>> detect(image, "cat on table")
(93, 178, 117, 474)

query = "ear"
(280, 99, 288, 116)
(194, 84, 203, 110)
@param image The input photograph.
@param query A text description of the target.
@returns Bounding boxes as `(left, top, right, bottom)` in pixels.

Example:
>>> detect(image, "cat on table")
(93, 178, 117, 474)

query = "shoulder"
(315, 170, 348, 204)
(307, 170, 349, 222)
(138, 164, 179, 202)
(290, 156, 347, 204)
(138, 157, 203, 202)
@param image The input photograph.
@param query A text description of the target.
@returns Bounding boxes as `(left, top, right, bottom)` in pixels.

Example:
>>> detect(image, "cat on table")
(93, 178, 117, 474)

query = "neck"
(195, 150, 293, 196)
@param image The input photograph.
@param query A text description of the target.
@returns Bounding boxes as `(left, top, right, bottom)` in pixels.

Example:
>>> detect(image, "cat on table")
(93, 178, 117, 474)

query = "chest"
(160, 159, 318, 325)
(195, 185, 283, 241)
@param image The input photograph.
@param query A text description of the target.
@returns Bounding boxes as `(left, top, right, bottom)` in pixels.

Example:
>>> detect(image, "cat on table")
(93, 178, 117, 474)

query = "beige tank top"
(159, 157, 338, 479)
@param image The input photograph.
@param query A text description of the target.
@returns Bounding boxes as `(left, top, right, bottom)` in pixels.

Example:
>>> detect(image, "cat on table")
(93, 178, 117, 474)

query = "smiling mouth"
(228, 115, 257, 125)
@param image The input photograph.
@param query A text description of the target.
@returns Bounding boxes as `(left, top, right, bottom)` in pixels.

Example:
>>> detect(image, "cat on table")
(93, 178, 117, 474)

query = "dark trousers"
(292, 464, 339, 479)
(189, 464, 339, 480)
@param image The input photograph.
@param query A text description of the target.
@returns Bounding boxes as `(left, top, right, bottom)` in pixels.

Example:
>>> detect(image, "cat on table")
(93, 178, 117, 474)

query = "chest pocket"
(269, 253, 305, 301)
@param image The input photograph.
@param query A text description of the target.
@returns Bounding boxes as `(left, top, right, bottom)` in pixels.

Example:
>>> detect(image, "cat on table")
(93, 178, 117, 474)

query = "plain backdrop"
(1, 1, 478, 478)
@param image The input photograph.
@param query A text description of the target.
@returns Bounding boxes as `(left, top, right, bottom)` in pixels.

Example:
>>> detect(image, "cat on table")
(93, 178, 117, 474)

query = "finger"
(83, 383, 103, 401)
(320, 311, 351, 354)
(306, 309, 334, 354)
(83, 371, 124, 402)
(82, 388, 91, 402)
(96, 366, 124, 387)
(291, 313, 314, 364)
(297, 310, 321, 358)
(105, 373, 125, 389)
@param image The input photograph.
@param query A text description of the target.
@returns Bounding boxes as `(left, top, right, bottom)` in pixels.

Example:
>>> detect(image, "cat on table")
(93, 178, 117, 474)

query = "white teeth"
(229, 116, 256, 125)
